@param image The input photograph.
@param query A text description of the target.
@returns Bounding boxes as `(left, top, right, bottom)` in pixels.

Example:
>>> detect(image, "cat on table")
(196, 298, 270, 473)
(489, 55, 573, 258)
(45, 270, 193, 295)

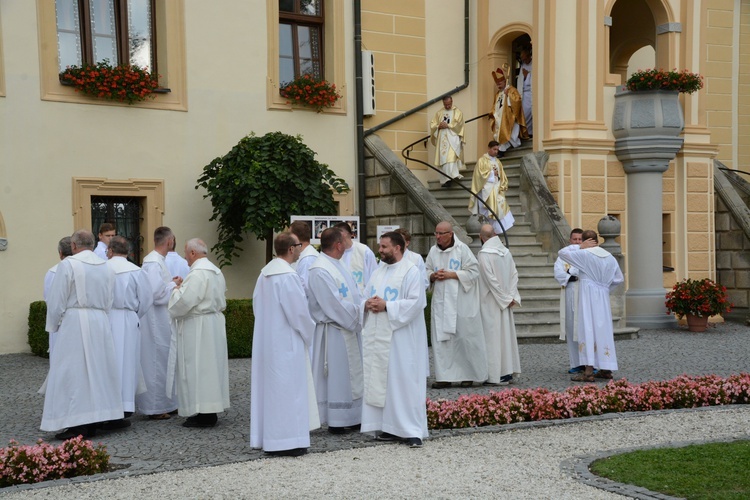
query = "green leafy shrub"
(27, 301, 48, 358)
(225, 299, 253, 358)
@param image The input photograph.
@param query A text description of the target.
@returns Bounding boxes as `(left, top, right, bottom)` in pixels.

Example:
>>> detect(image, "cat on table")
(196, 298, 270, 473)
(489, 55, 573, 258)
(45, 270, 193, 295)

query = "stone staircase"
(428, 143, 564, 341)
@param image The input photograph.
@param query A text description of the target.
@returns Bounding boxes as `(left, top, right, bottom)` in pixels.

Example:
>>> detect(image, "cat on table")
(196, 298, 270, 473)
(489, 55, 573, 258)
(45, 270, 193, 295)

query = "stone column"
(613, 88, 683, 329)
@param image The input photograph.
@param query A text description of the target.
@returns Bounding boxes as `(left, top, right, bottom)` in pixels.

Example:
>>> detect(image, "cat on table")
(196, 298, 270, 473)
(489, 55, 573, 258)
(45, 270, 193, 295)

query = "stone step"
(509, 253, 553, 265)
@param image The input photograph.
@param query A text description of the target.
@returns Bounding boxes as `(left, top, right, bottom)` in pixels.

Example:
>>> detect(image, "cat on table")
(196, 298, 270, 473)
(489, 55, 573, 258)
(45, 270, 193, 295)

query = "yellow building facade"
(0, 0, 747, 351)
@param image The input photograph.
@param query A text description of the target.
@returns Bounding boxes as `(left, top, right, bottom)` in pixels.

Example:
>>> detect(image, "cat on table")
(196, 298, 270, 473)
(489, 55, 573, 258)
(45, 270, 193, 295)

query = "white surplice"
(107, 256, 153, 412)
(168, 258, 230, 416)
(478, 237, 521, 383)
(403, 248, 429, 290)
(557, 245, 624, 371)
(93, 241, 108, 260)
(308, 253, 363, 427)
(165, 251, 190, 280)
(293, 244, 320, 295)
(41, 250, 123, 431)
(554, 249, 581, 368)
(360, 259, 428, 439)
(136, 251, 178, 415)
(341, 241, 379, 295)
(43, 265, 59, 355)
(251, 259, 319, 452)
(425, 239, 488, 383)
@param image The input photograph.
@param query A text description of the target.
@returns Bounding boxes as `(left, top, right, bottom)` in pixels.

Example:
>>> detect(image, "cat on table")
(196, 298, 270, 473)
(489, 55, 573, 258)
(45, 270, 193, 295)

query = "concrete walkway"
(1, 322, 749, 498)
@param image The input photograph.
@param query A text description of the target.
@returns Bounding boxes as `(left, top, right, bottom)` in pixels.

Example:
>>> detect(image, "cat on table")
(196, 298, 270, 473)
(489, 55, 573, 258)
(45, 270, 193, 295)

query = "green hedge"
(29, 292, 430, 358)
(28, 301, 49, 358)
(224, 299, 253, 358)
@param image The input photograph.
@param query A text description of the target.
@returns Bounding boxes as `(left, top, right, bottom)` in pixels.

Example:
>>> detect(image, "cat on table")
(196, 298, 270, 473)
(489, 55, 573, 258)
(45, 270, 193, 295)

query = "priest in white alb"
(334, 222, 378, 295)
(477, 225, 521, 386)
(168, 238, 230, 428)
(429, 95, 465, 187)
(106, 236, 153, 422)
(290, 220, 319, 295)
(251, 232, 319, 457)
(557, 229, 624, 382)
(425, 222, 488, 388)
(41, 230, 122, 440)
(43, 236, 72, 357)
(554, 228, 584, 374)
(308, 228, 363, 434)
(137, 226, 181, 419)
(361, 231, 428, 448)
(468, 140, 515, 233)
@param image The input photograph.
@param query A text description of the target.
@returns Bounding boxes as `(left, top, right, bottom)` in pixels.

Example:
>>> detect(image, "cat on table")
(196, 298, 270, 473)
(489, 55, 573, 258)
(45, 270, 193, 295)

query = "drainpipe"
(354, 0, 367, 239)
(355, 0, 470, 236)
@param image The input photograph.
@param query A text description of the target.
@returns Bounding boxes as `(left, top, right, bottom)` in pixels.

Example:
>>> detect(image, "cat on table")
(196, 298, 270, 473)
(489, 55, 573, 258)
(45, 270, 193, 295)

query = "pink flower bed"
(0, 436, 109, 488)
(427, 374, 750, 429)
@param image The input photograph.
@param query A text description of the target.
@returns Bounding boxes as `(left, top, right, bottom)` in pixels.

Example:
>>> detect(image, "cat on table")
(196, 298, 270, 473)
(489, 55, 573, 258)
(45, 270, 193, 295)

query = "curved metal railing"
(401, 112, 510, 247)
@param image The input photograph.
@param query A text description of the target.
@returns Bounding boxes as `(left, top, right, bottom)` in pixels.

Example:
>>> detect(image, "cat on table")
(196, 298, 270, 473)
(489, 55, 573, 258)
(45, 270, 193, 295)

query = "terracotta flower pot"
(686, 313, 709, 332)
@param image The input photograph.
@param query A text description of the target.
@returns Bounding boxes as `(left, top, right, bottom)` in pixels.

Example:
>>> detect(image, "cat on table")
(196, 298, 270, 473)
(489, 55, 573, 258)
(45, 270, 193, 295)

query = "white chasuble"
(360, 260, 428, 440)
(361, 259, 414, 407)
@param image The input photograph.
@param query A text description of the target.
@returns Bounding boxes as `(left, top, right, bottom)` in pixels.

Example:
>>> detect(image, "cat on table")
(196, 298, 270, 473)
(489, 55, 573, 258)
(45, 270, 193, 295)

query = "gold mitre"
(492, 63, 510, 85)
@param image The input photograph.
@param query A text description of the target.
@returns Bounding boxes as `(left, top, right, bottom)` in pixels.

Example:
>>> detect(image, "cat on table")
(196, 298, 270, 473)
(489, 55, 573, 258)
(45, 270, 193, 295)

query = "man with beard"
(361, 231, 428, 448)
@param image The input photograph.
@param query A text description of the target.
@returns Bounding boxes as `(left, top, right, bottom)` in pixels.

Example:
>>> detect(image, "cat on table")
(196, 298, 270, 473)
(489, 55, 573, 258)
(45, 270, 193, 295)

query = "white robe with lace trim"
(557, 245, 624, 371)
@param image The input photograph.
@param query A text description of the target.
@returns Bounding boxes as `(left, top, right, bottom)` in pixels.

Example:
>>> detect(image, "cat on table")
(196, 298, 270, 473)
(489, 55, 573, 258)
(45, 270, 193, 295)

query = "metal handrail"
(401, 112, 510, 247)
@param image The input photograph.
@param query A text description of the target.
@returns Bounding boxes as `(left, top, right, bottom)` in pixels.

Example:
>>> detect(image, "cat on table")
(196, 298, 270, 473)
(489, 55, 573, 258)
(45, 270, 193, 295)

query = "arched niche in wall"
(605, 0, 674, 85)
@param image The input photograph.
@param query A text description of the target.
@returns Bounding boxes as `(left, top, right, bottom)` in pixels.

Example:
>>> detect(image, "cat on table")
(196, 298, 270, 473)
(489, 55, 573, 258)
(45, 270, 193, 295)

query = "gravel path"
(5, 407, 750, 499)
(1, 321, 749, 498)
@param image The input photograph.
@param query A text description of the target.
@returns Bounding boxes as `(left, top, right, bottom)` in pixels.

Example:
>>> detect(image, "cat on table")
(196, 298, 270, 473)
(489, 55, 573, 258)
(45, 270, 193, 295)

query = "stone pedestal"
(613, 88, 683, 329)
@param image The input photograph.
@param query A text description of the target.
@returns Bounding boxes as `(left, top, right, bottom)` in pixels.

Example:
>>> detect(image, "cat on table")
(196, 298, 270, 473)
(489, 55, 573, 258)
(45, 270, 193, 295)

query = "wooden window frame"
(62, 0, 158, 73)
(279, 0, 325, 82)
(267, 0, 346, 114)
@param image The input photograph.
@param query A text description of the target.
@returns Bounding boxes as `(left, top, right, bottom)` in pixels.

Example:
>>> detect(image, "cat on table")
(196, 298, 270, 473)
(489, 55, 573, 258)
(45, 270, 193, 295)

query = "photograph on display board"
(291, 215, 361, 245)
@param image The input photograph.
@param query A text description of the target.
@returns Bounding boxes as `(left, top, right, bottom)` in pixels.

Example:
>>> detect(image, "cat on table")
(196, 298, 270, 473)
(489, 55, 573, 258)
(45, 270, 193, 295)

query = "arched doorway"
(483, 25, 532, 147)
(607, 0, 673, 82)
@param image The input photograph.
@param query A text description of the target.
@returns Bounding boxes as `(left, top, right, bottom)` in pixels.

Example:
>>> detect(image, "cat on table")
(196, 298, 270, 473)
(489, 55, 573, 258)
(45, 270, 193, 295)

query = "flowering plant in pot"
(626, 68, 703, 94)
(665, 278, 732, 330)
(59, 59, 160, 105)
(280, 74, 341, 111)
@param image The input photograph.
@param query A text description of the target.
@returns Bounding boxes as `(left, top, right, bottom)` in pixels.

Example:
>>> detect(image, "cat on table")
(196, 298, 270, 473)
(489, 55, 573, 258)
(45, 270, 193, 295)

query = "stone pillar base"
(625, 288, 678, 329)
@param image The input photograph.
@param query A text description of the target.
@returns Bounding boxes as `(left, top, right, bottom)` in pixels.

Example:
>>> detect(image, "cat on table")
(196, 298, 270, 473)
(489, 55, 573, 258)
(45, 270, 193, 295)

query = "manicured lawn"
(590, 440, 750, 499)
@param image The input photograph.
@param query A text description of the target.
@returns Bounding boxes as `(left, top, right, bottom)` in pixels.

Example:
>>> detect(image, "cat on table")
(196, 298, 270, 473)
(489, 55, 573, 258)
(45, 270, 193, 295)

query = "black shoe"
(183, 413, 217, 428)
(98, 419, 132, 431)
(405, 438, 423, 448)
(265, 448, 308, 457)
(346, 424, 361, 431)
(55, 424, 96, 440)
(328, 426, 347, 434)
(124, 411, 134, 419)
(500, 375, 513, 385)
(375, 432, 403, 442)
(441, 180, 453, 188)
(496, 151, 505, 158)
